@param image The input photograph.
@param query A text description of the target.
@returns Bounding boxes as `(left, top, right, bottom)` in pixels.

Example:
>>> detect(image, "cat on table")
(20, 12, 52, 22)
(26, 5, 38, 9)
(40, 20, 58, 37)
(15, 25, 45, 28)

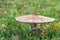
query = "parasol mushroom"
(15, 14, 55, 34)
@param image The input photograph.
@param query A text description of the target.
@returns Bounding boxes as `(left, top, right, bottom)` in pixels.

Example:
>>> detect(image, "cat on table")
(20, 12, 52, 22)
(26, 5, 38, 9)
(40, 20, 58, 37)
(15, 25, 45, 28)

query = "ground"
(0, 0, 60, 40)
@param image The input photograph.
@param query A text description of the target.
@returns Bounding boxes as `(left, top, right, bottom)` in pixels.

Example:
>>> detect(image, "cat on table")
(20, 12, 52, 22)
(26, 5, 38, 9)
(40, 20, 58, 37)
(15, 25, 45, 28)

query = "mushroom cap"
(15, 14, 55, 23)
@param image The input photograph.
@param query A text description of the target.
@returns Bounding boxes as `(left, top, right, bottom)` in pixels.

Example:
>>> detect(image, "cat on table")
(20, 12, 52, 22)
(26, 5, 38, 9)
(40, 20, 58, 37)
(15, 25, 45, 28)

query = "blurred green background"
(0, 0, 60, 40)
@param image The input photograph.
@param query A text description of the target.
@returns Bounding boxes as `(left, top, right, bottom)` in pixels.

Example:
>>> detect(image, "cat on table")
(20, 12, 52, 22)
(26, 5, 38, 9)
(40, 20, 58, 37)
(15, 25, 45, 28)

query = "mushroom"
(15, 14, 55, 34)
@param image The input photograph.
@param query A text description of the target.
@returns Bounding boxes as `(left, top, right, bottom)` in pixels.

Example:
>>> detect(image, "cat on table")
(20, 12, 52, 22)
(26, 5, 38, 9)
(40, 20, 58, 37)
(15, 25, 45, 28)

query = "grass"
(0, 0, 60, 40)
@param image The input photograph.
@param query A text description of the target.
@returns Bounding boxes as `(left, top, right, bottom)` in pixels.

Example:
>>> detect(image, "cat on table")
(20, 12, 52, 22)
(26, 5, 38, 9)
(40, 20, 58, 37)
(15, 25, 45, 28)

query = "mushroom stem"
(30, 23, 38, 35)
